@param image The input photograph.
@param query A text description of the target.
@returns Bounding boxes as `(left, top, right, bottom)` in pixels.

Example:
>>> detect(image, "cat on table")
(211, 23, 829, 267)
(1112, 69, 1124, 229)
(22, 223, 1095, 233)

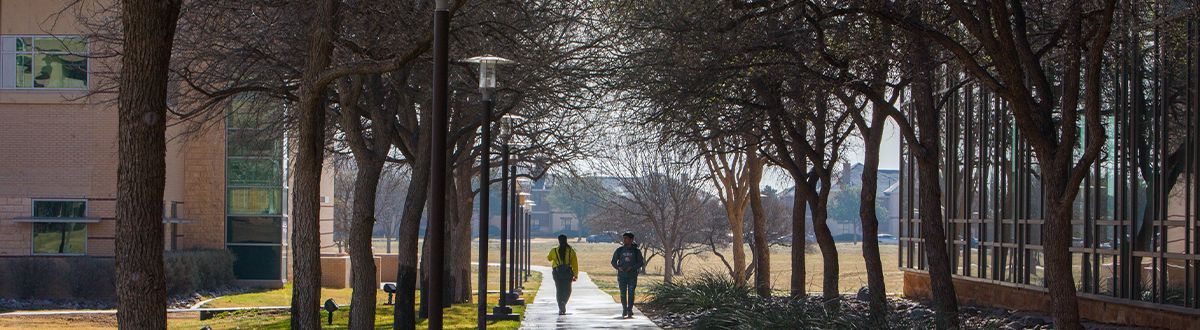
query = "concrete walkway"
(521, 266, 660, 330)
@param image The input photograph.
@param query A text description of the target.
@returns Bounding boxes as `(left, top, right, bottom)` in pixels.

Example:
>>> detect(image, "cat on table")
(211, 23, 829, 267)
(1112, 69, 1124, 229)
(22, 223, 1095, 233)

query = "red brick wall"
(903, 271, 1200, 329)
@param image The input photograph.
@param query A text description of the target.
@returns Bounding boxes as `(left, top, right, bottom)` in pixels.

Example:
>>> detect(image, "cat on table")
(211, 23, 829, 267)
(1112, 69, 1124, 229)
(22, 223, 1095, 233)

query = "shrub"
(646, 272, 936, 329)
(646, 272, 754, 314)
(164, 249, 235, 296)
(0, 250, 234, 301)
(0, 257, 113, 301)
(66, 257, 115, 300)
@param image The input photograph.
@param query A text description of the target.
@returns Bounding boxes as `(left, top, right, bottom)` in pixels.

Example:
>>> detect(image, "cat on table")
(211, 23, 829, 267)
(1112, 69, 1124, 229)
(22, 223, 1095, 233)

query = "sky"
(760, 119, 902, 191)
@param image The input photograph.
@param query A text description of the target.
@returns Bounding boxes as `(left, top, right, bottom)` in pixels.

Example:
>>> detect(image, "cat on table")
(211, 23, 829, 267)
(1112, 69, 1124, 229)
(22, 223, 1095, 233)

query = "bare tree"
(585, 141, 711, 284)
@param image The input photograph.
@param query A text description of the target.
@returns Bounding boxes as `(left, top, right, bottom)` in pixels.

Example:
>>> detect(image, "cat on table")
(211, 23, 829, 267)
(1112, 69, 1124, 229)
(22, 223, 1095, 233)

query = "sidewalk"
(521, 266, 660, 330)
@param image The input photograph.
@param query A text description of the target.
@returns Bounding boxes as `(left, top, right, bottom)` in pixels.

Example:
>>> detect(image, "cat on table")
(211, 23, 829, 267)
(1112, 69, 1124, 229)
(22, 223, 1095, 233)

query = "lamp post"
(515, 191, 531, 291)
(506, 175, 527, 305)
(490, 114, 523, 319)
(524, 201, 535, 281)
(464, 55, 513, 328)
(428, 1, 451, 327)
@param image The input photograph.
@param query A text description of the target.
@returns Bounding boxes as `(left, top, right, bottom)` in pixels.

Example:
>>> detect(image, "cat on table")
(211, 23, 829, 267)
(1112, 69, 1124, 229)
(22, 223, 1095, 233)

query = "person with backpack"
(611, 232, 644, 319)
(546, 234, 578, 315)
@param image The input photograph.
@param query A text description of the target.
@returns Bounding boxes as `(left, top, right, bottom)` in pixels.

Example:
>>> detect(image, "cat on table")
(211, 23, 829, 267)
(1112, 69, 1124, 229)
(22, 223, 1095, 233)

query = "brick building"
(0, 0, 338, 287)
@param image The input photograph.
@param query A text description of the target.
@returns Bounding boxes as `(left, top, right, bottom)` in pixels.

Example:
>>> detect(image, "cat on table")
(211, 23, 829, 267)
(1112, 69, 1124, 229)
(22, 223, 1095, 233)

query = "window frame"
(1, 35, 90, 91)
(29, 199, 89, 256)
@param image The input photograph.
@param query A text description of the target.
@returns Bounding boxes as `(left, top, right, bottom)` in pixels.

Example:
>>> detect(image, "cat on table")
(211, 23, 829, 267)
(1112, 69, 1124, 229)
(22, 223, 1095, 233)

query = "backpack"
(552, 247, 573, 281)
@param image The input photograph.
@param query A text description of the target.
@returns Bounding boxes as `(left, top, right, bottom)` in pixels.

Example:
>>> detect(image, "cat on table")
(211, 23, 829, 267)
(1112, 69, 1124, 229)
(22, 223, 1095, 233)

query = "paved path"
(521, 266, 660, 330)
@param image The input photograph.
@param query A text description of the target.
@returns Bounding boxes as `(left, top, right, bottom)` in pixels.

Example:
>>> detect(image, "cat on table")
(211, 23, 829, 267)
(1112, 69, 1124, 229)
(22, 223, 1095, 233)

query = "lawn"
(0, 272, 540, 330)
(173, 271, 540, 329)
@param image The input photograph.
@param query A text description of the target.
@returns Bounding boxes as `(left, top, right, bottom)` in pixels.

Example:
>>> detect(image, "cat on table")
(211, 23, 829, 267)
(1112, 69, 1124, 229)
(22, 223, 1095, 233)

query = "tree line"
(104, 0, 1124, 329)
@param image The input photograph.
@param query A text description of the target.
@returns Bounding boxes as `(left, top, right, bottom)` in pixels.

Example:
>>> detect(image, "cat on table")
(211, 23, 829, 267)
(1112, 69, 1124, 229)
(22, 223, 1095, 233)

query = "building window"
(33, 223, 86, 255)
(225, 96, 286, 280)
(30, 200, 88, 255)
(1, 36, 88, 89)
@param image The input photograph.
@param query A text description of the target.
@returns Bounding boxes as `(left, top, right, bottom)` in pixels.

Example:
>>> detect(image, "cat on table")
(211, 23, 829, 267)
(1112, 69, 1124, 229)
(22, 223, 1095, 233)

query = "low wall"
(902, 271, 1200, 329)
(319, 254, 382, 289)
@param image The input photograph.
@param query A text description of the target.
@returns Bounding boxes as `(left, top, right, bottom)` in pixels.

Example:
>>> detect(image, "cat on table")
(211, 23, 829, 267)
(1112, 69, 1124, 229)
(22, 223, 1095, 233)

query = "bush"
(0, 249, 234, 301)
(646, 272, 933, 329)
(67, 257, 116, 300)
(0, 257, 114, 301)
(164, 249, 236, 296)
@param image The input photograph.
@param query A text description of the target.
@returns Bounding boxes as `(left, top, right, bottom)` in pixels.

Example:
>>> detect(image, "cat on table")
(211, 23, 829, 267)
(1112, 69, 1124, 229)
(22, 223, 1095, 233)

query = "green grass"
(204, 284, 361, 308)
(168, 273, 540, 329)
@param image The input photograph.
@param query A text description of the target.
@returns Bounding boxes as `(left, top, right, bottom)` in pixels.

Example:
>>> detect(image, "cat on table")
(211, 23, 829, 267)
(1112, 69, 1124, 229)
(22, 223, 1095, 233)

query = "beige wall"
(0, 0, 227, 256)
(0, 0, 122, 257)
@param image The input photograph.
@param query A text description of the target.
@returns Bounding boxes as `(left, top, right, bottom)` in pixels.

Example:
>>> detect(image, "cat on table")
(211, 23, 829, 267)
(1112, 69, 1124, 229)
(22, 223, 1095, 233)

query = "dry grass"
(515, 239, 903, 302)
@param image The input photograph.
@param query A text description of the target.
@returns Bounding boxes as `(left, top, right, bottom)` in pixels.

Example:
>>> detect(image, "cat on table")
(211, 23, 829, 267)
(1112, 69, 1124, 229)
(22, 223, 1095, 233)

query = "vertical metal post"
(525, 208, 532, 281)
(476, 97, 493, 329)
(510, 164, 519, 293)
(498, 144, 510, 308)
(428, 0, 450, 326)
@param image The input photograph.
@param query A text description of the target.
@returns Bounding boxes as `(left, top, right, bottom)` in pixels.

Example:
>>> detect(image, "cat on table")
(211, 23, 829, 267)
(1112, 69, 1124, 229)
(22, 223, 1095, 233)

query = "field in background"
(369, 238, 902, 297)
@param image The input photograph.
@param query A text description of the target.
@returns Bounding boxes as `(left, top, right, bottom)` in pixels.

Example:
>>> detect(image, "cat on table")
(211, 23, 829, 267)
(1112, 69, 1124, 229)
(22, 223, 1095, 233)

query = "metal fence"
(898, 1, 1200, 311)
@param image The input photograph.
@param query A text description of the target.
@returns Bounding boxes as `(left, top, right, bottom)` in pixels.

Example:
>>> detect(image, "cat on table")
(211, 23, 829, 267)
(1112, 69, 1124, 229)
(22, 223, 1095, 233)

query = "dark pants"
(617, 272, 638, 314)
(553, 272, 573, 312)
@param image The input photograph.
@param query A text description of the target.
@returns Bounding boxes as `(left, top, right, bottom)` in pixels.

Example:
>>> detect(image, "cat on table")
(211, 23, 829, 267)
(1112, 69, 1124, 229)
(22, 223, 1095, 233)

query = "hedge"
(0, 248, 235, 301)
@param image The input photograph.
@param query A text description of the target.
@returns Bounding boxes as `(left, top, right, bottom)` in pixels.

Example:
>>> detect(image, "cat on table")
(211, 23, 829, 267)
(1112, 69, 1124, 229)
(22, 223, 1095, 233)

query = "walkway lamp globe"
(501, 114, 526, 138)
(463, 55, 514, 93)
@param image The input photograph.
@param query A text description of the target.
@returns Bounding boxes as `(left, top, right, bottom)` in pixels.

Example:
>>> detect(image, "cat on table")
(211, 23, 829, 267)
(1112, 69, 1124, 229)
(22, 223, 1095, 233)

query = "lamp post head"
(501, 114, 525, 138)
(463, 55, 514, 91)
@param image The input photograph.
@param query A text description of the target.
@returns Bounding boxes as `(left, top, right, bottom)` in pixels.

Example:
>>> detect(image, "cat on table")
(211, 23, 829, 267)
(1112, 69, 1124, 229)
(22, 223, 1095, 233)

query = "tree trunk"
(114, 1, 181, 328)
(748, 154, 770, 297)
(348, 159, 383, 329)
(662, 247, 675, 284)
(790, 175, 808, 297)
(1041, 160, 1083, 329)
(858, 112, 888, 322)
(728, 208, 747, 284)
(289, 1, 339, 328)
(450, 163, 475, 303)
(394, 142, 430, 329)
(910, 33, 960, 329)
(809, 195, 839, 306)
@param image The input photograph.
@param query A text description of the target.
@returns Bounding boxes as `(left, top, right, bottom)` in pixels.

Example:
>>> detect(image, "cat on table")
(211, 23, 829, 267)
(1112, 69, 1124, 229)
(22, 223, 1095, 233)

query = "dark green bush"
(647, 272, 754, 314)
(164, 249, 236, 296)
(66, 257, 116, 300)
(0, 249, 234, 301)
(0, 257, 113, 301)
(647, 272, 935, 330)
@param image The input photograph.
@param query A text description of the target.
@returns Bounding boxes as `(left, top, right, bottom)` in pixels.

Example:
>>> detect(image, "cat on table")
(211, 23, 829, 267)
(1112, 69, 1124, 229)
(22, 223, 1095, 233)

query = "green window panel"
(228, 99, 283, 129)
(227, 188, 283, 216)
(33, 53, 87, 89)
(14, 54, 32, 88)
(227, 245, 281, 280)
(226, 130, 282, 157)
(32, 223, 86, 255)
(227, 216, 283, 244)
(227, 158, 282, 186)
(33, 200, 86, 218)
(3, 36, 86, 89)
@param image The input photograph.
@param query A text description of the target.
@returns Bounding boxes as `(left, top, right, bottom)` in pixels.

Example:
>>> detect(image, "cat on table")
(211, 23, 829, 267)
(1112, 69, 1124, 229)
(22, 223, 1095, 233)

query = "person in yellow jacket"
(547, 234, 578, 315)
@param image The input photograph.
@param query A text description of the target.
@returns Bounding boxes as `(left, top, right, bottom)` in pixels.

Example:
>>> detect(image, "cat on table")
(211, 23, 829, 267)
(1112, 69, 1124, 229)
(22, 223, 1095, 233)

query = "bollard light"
(382, 283, 397, 305)
(323, 298, 339, 325)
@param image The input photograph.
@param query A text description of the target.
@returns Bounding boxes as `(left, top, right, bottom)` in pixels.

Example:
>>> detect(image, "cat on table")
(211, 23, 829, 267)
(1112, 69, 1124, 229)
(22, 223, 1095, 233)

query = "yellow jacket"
(547, 246, 578, 277)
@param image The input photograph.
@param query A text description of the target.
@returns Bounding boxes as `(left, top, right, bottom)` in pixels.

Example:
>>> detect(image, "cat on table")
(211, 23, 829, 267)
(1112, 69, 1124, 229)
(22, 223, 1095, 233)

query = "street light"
(516, 191, 532, 291)
(428, 1, 451, 327)
(490, 112, 524, 318)
(524, 201, 535, 281)
(465, 55, 514, 328)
